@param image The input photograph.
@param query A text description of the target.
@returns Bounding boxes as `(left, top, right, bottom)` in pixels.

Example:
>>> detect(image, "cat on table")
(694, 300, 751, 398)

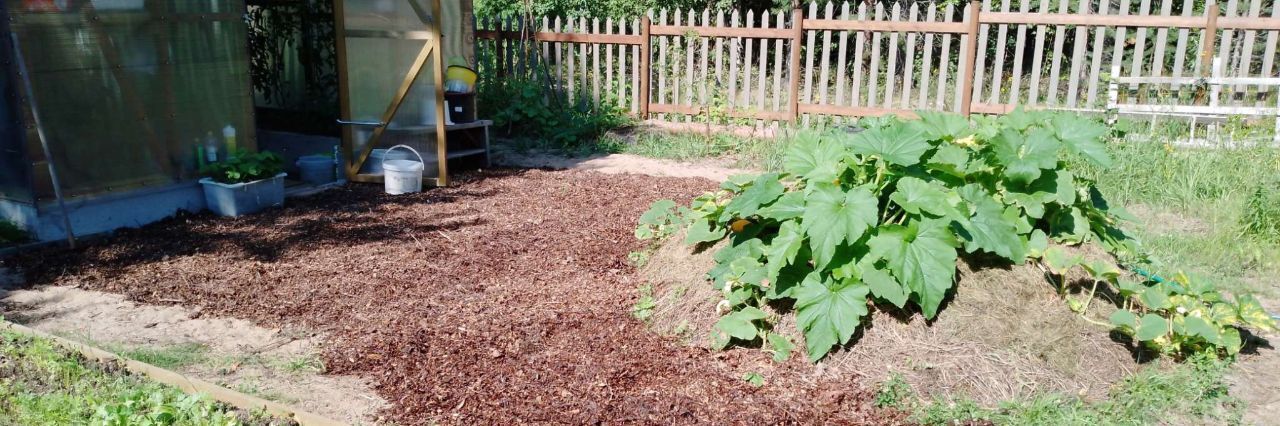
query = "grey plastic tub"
(199, 173, 286, 217)
(296, 155, 336, 185)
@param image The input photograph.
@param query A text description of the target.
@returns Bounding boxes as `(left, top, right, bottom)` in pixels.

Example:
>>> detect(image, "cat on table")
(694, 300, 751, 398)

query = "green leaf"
(958, 196, 1027, 261)
(742, 371, 765, 387)
(1236, 294, 1279, 332)
(1183, 316, 1221, 344)
(1110, 309, 1138, 330)
(723, 174, 785, 219)
(1080, 260, 1122, 282)
(1136, 314, 1169, 341)
(802, 184, 879, 269)
(767, 332, 795, 362)
(863, 267, 908, 308)
(1048, 207, 1091, 244)
(927, 144, 972, 177)
(784, 132, 844, 183)
(1054, 170, 1077, 206)
(1050, 114, 1113, 168)
(890, 177, 958, 218)
(758, 191, 805, 220)
(1027, 229, 1050, 259)
(991, 127, 1062, 184)
(1042, 246, 1081, 274)
(715, 307, 769, 341)
(765, 221, 805, 279)
(847, 123, 931, 166)
(795, 274, 870, 362)
(1140, 285, 1172, 311)
(686, 219, 727, 245)
(1222, 328, 1243, 355)
(911, 111, 970, 141)
(868, 219, 959, 319)
(638, 199, 678, 225)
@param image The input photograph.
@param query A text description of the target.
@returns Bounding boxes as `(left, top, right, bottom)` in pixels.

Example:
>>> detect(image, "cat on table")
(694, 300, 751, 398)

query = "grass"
(107, 343, 211, 370)
(606, 130, 791, 171)
(0, 330, 260, 425)
(1069, 138, 1280, 297)
(881, 353, 1242, 425)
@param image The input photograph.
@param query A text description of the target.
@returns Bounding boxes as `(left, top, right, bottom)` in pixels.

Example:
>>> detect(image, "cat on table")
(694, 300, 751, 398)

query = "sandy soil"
(0, 270, 387, 425)
(492, 148, 748, 182)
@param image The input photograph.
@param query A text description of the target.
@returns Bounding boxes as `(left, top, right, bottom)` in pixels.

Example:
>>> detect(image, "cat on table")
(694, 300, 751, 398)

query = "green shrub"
(1242, 178, 1280, 243)
(200, 150, 284, 184)
(478, 71, 631, 152)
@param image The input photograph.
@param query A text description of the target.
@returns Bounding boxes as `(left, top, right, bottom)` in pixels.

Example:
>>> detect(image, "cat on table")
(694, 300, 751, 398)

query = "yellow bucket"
(445, 65, 478, 90)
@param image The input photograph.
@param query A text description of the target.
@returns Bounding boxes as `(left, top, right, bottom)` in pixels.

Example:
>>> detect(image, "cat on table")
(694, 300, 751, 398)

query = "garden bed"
(7, 169, 900, 424)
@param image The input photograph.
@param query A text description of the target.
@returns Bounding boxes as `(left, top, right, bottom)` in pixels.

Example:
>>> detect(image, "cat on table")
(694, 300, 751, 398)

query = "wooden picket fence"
(475, 0, 1280, 127)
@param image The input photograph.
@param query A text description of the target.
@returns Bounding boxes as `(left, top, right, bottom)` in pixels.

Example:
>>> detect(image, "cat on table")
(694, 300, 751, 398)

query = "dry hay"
(640, 232, 1146, 406)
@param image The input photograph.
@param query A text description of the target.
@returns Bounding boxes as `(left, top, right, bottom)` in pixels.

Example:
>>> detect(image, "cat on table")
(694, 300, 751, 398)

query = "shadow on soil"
(6, 169, 534, 288)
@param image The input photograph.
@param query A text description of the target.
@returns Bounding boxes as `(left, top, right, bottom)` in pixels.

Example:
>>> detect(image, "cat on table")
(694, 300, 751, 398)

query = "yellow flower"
(953, 135, 980, 148)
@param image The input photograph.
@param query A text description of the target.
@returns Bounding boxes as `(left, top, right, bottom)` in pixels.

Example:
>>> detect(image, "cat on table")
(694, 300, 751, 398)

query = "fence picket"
(954, 1, 971, 112)
(1261, 7, 1279, 107)
(1171, 0, 1193, 89)
(687, 10, 697, 118)
(885, 3, 902, 107)
(1066, 0, 1089, 107)
(1085, 0, 1111, 106)
(1151, 0, 1173, 78)
(1106, 0, 1130, 108)
(605, 17, 614, 106)
(1237, 0, 1261, 94)
(757, 11, 769, 115)
(1129, 0, 1152, 94)
(902, 3, 920, 108)
(972, 0, 991, 107)
(701, 9, 711, 108)
(836, 2, 851, 106)
(988, 0, 1010, 105)
(1046, 0, 1068, 105)
(632, 17, 641, 113)
(803, 2, 819, 120)
(579, 17, 589, 104)
(715, 10, 725, 103)
(936, 3, 954, 111)
(773, 11, 785, 115)
(592, 18, 601, 108)
(671, 11, 681, 116)
(745, 10, 757, 109)
(1217, 0, 1239, 90)
(853, 3, 868, 107)
(657, 10, 667, 116)
(1008, 0, 1031, 105)
(1028, 0, 1048, 104)
(818, 2, 835, 107)
(919, 4, 937, 108)
(869, 2, 885, 107)
(729, 11, 741, 108)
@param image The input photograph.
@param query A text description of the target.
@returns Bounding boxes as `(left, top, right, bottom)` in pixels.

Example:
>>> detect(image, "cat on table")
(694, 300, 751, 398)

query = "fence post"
(789, 6, 804, 124)
(960, 0, 980, 116)
(639, 15, 651, 119)
(1106, 64, 1120, 126)
(1199, 1, 1219, 77)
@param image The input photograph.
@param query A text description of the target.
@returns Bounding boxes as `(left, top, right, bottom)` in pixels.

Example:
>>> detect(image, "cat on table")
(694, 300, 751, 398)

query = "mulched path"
(10, 169, 897, 425)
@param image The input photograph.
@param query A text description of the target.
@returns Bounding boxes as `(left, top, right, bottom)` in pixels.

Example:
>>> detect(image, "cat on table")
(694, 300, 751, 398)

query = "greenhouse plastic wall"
(6, 0, 256, 201)
(0, 15, 33, 205)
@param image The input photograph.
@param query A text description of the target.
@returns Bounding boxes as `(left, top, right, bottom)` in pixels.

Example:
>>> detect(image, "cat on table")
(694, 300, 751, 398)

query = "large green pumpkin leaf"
(868, 219, 959, 319)
(863, 267, 908, 308)
(890, 176, 958, 218)
(992, 127, 1061, 184)
(794, 274, 870, 362)
(1182, 316, 1221, 344)
(1236, 294, 1279, 332)
(686, 219, 728, 245)
(847, 123, 931, 166)
(927, 144, 972, 177)
(765, 221, 805, 279)
(958, 192, 1027, 261)
(1050, 114, 1112, 168)
(722, 173, 785, 220)
(1110, 309, 1138, 330)
(716, 306, 769, 340)
(911, 111, 970, 141)
(1136, 314, 1169, 341)
(785, 132, 844, 182)
(803, 183, 879, 269)
(758, 191, 805, 220)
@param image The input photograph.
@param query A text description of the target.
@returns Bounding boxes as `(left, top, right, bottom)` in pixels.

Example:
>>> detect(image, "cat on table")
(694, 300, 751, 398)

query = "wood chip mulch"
(11, 169, 900, 425)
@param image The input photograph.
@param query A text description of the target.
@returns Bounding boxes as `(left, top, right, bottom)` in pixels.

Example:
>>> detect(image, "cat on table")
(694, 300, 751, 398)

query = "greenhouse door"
(334, 0, 449, 186)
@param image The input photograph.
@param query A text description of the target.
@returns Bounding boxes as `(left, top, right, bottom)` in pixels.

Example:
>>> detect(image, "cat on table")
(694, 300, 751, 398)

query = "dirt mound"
(640, 233, 1145, 406)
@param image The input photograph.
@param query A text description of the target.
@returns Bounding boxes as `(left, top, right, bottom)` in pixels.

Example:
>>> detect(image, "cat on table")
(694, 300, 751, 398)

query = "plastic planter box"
(199, 173, 287, 217)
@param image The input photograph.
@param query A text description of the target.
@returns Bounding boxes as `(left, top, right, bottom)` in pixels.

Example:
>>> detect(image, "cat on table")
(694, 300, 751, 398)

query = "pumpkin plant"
(641, 109, 1148, 362)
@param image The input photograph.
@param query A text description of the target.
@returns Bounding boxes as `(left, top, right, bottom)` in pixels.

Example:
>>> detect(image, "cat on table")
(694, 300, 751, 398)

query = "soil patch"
(492, 148, 747, 182)
(640, 234, 1144, 406)
(7, 169, 899, 425)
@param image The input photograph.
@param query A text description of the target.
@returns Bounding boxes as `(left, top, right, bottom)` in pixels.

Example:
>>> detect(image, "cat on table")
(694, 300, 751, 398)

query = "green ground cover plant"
(637, 109, 1276, 362)
(0, 330, 266, 425)
(201, 150, 284, 185)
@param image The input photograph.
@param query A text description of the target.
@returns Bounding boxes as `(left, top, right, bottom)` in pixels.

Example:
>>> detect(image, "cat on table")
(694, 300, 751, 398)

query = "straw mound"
(640, 233, 1146, 406)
